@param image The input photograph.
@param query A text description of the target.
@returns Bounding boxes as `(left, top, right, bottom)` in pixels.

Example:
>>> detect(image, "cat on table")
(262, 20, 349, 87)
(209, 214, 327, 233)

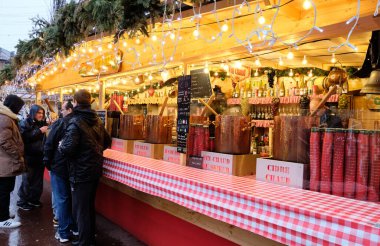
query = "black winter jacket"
(59, 106, 112, 183)
(19, 105, 47, 159)
(43, 113, 73, 178)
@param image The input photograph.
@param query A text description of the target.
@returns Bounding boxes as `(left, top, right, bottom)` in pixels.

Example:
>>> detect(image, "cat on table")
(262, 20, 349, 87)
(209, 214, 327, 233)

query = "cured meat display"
(309, 128, 379, 202)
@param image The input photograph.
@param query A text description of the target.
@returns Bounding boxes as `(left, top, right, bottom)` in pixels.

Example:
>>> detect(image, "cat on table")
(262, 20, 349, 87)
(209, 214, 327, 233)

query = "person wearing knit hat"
(0, 95, 25, 228)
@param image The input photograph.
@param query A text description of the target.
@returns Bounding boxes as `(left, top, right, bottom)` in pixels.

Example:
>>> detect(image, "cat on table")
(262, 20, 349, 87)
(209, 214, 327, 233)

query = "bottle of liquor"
(251, 107, 257, 120)
(279, 80, 285, 97)
(295, 80, 300, 96)
(246, 79, 252, 98)
(258, 80, 263, 97)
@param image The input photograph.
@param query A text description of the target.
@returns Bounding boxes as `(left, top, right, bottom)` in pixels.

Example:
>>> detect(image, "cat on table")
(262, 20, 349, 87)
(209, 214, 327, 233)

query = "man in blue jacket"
(44, 100, 77, 243)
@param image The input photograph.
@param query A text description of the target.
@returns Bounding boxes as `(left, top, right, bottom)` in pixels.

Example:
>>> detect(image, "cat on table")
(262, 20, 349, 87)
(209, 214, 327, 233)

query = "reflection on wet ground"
(0, 176, 145, 246)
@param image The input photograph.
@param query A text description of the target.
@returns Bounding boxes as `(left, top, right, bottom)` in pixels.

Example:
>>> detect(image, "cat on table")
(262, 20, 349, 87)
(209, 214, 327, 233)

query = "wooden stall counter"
(98, 149, 380, 246)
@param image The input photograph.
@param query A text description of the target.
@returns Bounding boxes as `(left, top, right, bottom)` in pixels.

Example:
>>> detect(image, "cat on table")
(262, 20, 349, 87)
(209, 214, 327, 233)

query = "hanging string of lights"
(328, 0, 361, 52)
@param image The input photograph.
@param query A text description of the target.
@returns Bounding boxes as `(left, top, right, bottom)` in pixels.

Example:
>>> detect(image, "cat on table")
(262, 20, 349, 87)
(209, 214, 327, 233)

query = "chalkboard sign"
(177, 75, 192, 153)
(190, 69, 212, 98)
(96, 110, 107, 127)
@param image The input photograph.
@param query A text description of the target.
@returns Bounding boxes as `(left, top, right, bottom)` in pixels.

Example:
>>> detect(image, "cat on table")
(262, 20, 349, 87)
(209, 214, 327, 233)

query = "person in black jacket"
(59, 90, 111, 246)
(17, 104, 48, 211)
(43, 101, 76, 243)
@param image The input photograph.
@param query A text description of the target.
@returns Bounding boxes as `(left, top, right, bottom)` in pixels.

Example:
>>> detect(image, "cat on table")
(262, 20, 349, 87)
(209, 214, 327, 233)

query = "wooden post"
(59, 88, 64, 102)
(98, 80, 106, 110)
(36, 91, 42, 105)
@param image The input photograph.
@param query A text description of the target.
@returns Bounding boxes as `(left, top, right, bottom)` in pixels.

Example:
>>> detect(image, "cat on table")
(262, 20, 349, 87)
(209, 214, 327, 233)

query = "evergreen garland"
(0, 64, 16, 85)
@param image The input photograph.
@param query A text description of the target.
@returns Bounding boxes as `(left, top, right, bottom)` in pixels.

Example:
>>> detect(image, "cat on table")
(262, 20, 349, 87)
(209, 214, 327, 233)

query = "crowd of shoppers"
(0, 90, 112, 246)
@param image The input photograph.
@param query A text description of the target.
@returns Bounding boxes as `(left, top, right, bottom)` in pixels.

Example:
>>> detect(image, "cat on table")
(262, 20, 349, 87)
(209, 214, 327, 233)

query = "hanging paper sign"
(79, 50, 123, 77)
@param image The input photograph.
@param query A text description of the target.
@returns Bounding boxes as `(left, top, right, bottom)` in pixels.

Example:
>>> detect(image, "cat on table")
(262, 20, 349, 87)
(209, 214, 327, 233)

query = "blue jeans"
(51, 172, 77, 238)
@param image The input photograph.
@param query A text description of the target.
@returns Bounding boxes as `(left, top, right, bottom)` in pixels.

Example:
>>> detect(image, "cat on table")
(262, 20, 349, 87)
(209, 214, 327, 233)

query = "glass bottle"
(279, 80, 285, 97)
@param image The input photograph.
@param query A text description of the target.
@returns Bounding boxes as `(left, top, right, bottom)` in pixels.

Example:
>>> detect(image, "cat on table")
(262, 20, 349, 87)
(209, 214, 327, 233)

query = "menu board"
(190, 69, 212, 99)
(96, 110, 107, 127)
(177, 75, 191, 153)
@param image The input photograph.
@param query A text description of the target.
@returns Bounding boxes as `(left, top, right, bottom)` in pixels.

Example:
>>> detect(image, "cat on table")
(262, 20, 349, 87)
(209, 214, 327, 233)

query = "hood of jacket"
(0, 103, 19, 120)
(28, 105, 46, 127)
(73, 105, 99, 126)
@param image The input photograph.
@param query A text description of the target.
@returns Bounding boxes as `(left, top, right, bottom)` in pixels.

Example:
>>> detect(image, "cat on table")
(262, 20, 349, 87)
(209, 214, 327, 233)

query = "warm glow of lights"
(303, 0, 312, 10)
(152, 35, 158, 41)
(255, 58, 261, 67)
(161, 70, 169, 81)
(289, 69, 294, 77)
(221, 22, 228, 32)
(123, 41, 128, 47)
(170, 33, 175, 40)
(148, 74, 153, 81)
(287, 50, 294, 60)
(302, 55, 308, 65)
(254, 69, 259, 77)
(135, 38, 141, 45)
(331, 53, 337, 63)
(258, 15, 265, 25)
(279, 57, 284, 66)
(234, 61, 243, 69)
(107, 43, 113, 49)
(193, 29, 200, 37)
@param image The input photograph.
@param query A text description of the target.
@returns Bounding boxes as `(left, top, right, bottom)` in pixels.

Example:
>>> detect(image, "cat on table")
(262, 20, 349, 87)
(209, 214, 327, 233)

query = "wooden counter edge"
(100, 177, 284, 246)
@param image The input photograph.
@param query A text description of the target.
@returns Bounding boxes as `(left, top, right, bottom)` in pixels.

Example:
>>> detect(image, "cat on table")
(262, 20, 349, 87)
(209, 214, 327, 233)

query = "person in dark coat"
(17, 104, 48, 210)
(44, 101, 76, 243)
(0, 95, 25, 228)
(59, 90, 111, 246)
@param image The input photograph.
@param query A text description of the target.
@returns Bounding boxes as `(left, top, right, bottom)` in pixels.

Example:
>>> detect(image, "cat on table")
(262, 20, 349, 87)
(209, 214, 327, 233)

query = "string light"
(289, 69, 294, 77)
(170, 33, 175, 40)
(161, 70, 169, 81)
(254, 69, 259, 77)
(331, 53, 337, 63)
(303, 0, 312, 10)
(107, 43, 113, 49)
(255, 58, 261, 67)
(214, 71, 218, 76)
(328, 0, 360, 52)
(135, 77, 140, 83)
(234, 61, 243, 69)
(221, 21, 229, 32)
(98, 46, 103, 52)
(123, 41, 128, 47)
(135, 38, 141, 45)
(148, 74, 153, 81)
(193, 29, 200, 37)
(287, 49, 294, 60)
(121, 79, 127, 85)
(279, 57, 284, 66)
(258, 15, 265, 25)
(302, 55, 308, 65)
(152, 35, 158, 41)
(308, 69, 313, 77)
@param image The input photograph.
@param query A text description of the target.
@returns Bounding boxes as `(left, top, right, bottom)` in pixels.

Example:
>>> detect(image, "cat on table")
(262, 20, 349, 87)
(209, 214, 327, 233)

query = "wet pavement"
(0, 176, 145, 246)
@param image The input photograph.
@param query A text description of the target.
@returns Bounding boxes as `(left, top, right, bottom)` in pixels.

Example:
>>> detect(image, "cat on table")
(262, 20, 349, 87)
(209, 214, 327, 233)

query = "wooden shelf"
(127, 97, 177, 105)
(251, 120, 274, 128)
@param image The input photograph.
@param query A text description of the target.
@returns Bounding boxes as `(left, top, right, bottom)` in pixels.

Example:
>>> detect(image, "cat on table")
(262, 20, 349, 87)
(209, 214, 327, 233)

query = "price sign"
(133, 142, 152, 158)
(201, 151, 233, 175)
(163, 146, 181, 164)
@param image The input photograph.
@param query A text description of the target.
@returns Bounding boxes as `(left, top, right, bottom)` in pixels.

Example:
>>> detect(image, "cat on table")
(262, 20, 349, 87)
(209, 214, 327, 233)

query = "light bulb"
(258, 15, 265, 25)
(308, 70, 313, 77)
(303, 0, 312, 10)
(148, 75, 153, 81)
(204, 68, 209, 73)
(107, 43, 113, 49)
(135, 77, 140, 83)
(287, 50, 294, 60)
(98, 46, 103, 52)
(88, 48, 94, 53)
(289, 69, 294, 77)
(170, 33, 175, 40)
(331, 53, 337, 63)
(135, 38, 141, 45)
(255, 58, 261, 67)
(193, 29, 200, 37)
(214, 72, 218, 76)
(234, 61, 243, 69)
(161, 70, 169, 81)
(302, 55, 308, 65)
(279, 57, 284, 66)
(221, 22, 228, 32)
(81, 48, 87, 53)
(121, 79, 127, 85)
(254, 69, 259, 77)
(152, 35, 158, 41)
(123, 41, 127, 47)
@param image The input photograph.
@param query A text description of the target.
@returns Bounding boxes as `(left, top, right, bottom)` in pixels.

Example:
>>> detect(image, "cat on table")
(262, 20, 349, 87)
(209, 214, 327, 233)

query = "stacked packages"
(310, 128, 380, 202)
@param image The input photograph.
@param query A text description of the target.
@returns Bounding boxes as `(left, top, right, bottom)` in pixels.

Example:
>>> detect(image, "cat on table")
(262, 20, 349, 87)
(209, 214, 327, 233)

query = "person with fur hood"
(0, 95, 25, 228)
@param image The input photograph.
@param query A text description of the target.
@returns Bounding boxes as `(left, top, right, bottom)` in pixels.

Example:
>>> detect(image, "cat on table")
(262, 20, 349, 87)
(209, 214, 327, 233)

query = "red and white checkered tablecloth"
(103, 149, 380, 246)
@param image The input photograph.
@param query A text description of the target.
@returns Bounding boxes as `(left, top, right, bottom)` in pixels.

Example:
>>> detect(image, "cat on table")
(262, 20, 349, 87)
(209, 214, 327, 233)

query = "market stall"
(23, 0, 380, 245)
